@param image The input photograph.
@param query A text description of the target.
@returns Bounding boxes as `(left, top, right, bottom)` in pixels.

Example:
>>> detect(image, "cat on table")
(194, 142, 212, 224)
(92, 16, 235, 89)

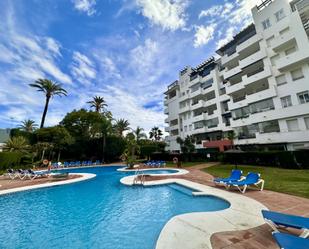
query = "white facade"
(164, 0, 309, 152)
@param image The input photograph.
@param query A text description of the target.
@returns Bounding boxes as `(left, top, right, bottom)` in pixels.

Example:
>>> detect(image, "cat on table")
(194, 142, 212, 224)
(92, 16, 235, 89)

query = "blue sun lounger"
(213, 169, 242, 184)
(273, 232, 309, 249)
(226, 172, 264, 193)
(262, 210, 309, 238)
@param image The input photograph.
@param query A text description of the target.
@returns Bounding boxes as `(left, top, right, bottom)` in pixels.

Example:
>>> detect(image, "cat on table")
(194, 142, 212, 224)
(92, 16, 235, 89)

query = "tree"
(225, 130, 238, 149)
(149, 127, 163, 141)
(29, 79, 67, 128)
(130, 126, 147, 142)
(19, 119, 38, 133)
(114, 119, 130, 137)
(60, 109, 104, 140)
(121, 135, 140, 168)
(176, 136, 196, 154)
(87, 96, 107, 113)
(35, 126, 73, 161)
(4, 136, 30, 152)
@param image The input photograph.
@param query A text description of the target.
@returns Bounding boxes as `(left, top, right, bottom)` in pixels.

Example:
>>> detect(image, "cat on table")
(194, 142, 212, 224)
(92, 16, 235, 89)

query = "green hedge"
(151, 151, 309, 169)
(0, 152, 23, 170)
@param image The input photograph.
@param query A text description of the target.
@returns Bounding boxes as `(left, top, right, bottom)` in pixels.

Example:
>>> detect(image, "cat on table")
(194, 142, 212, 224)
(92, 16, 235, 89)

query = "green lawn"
(203, 164, 309, 199)
(165, 161, 205, 168)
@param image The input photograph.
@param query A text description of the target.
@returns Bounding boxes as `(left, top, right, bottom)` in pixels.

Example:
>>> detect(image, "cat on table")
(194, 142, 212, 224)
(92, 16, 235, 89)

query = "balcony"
(190, 88, 203, 98)
(164, 117, 169, 123)
(239, 49, 267, 69)
(271, 31, 295, 52)
(276, 50, 309, 71)
(242, 66, 272, 86)
(192, 127, 207, 135)
(190, 75, 200, 85)
(179, 105, 190, 114)
(221, 52, 239, 67)
(169, 124, 179, 131)
(246, 86, 277, 104)
(178, 94, 190, 102)
(226, 81, 245, 95)
(164, 127, 170, 132)
(236, 34, 262, 53)
(205, 110, 219, 120)
(191, 100, 204, 110)
(164, 108, 169, 114)
(192, 113, 206, 122)
(205, 98, 217, 107)
(223, 65, 242, 80)
(228, 98, 248, 111)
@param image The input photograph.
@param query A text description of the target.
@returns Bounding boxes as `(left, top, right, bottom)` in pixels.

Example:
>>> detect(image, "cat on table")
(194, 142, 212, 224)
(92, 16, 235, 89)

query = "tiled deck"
(144, 165, 309, 249)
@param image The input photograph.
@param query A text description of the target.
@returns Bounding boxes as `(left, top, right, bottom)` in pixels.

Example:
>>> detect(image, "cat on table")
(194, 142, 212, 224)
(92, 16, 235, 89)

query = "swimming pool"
(0, 167, 230, 249)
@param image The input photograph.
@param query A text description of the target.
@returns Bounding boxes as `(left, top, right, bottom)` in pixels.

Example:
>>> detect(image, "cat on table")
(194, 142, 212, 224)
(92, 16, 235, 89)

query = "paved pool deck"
(141, 165, 309, 249)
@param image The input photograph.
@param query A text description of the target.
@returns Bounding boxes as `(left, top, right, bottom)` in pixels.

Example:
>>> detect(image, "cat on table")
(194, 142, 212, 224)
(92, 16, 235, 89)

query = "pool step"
(168, 183, 194, 196)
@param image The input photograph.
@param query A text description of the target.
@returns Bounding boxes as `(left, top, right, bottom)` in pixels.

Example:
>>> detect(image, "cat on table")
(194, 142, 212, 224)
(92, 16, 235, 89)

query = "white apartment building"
(164, 0, 309, 152)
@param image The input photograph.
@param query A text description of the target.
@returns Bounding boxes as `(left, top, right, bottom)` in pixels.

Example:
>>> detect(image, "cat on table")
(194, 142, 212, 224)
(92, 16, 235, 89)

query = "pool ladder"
(133, 169, 145, 185)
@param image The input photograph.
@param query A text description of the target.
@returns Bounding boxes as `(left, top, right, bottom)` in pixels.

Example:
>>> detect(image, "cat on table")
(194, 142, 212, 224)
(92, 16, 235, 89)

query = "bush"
(0, 152, 23, 170)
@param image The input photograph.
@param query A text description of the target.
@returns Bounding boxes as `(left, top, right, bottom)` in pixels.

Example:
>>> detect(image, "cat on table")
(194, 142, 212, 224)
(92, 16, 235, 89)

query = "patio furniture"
(6, 169, 19, 179)
(25, 169, 49, 180)
(273, 232, 309, 249)
(214, 169, 243, 184)
(226, 172, 264, 193)
(262, 210, 309, 238)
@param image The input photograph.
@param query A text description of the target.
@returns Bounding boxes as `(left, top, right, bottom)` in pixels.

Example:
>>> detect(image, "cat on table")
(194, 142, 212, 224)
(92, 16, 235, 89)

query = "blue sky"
(0, 0, 260, 132)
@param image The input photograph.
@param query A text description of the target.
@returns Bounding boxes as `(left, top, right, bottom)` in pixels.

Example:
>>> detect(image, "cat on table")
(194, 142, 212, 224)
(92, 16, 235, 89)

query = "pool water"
(0, 167, 230, 249)
(136, 169, 179, 174)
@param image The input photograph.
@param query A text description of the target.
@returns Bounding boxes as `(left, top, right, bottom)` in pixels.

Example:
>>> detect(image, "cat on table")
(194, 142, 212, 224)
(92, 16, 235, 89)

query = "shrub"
(0, 152, 23, 170)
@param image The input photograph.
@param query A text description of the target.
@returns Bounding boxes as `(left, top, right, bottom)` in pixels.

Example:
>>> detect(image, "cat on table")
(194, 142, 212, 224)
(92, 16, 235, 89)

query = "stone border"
(117, 167, 188, 176)
(120, 176, 268, 249)
(0, 173, 96, 196)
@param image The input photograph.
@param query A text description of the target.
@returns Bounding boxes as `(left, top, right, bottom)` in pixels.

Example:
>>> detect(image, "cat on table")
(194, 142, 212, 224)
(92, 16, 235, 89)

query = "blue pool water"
(0, 167, 230, 249)
(136, 169, 179, 174)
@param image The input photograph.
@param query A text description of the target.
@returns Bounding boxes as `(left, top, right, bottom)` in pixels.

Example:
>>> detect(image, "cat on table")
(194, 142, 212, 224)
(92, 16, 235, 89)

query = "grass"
(203, 164, 309, 198)
(165, 161, 206, 168)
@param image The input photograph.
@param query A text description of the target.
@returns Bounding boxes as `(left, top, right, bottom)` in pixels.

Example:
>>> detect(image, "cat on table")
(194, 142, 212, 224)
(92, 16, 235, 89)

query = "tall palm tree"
(19, 119, 38, 132)
(149, 127, 163, 141)
(132, 126, 147, 142)
(114, 119, 130, 137)
(87, 96, 107, 113)
(29, 79, 67, 128)
(5, 136, 30, 152)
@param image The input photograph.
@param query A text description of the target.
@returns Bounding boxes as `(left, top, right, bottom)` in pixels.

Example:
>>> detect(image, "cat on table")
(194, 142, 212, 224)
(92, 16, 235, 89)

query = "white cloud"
(199, 2, 234, 19)
(71, 51, 97, 85)
(216, 26, 235, 49)
(72, 0, 96, 16)
(193, 24, 216, 48)
(45, 37, 62, 57)
(135, 0, 188, 31)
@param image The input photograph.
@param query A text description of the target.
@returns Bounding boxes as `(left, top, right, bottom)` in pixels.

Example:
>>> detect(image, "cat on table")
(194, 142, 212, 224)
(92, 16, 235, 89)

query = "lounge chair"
(214, 169, 242, 184)
(226, 172, 264, 193)
(6, 169, 19, 179)
(262, 210, 309, 238)
(24, 169, 49, 180)
(273, 232, 309, 249)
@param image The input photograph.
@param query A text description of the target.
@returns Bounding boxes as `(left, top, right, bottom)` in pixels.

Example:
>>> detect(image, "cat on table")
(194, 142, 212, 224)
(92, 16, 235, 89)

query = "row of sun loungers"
(213, 169, 264, 193)
(52, 160, 101, 168)
(262, 210, 309, 249)
(144, 161, 166, 167)
(7, 169, 49, 180)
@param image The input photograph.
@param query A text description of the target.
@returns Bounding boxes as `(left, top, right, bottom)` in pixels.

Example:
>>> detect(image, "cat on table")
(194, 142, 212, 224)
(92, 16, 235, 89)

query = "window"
(291, 68, 304, 81)
(275, 9, 285, 22)
(262, 18, 271, 30)
(304, 117, 309, 129)
(184, 126, 187, 132)
(281, 96, 292, 108)
(297, 91, 309, 104)
(287, 119, 299, 131)
(276, 74, 287, 85)
(285, 46, 297, 56)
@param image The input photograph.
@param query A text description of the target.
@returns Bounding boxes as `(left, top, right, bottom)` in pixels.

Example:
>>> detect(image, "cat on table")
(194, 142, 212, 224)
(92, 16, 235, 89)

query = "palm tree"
(132, 126, 147, 142)
(87, 96, 107, 113)
(29, 79, 67, 128)
(114, 119, 130, 137)
(19, 119, 38, 132)
(5, 136, 30, 152)
(149, 127, 163, 141)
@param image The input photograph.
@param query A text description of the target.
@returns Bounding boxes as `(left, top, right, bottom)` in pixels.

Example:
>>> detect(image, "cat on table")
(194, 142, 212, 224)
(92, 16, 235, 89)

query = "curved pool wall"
(0, 166, 229, 249)
(117, 167, 188, 176)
